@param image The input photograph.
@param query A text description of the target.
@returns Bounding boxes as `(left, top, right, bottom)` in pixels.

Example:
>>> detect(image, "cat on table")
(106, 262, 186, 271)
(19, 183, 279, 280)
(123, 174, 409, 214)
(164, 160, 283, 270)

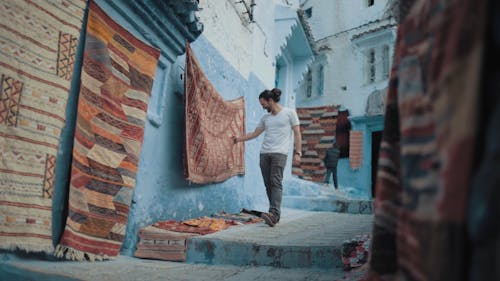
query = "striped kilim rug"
(184, 43, 245, 184)
(349, 131, 363, 169)
(293, 106, 338, 182)
(0, 0, 86, 253)
(367, 0, 486, 279)
(55, 1, 160, 261)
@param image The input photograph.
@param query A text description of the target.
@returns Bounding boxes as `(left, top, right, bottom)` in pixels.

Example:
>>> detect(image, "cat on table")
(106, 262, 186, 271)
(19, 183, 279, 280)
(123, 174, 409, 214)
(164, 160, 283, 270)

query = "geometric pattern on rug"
(55, 1, 160, 261)
(184, 43, 245, 184)
(292, 106, 338, 182)
(0, 0, 86, 253)
(57, 32, 79, 81)
(0, 75, 23, 127)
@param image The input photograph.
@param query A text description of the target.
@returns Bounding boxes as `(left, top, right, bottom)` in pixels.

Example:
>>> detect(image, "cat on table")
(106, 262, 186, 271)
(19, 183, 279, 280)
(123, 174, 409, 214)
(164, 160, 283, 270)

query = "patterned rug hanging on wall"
(292, 106, 338, 182)
(184, 43, 245, 184)
(55, 1, 160, 261)
(0, 0, 86, 253)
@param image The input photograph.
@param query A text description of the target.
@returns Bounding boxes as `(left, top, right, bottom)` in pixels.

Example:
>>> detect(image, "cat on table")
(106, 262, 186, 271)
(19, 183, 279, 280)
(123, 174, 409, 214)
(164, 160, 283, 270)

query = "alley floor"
(0, 256, 368, 281)
(0, 209, 373, 281)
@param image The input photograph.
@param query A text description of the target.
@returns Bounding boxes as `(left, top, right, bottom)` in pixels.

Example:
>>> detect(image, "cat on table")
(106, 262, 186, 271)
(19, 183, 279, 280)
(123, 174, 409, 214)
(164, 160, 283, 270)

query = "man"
(233, 88, 301, 227)
(323, 141, 340, 189)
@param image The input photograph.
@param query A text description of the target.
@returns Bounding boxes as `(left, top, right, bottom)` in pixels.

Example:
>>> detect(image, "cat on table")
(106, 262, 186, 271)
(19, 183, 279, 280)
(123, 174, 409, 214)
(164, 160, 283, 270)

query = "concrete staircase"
(186, 209, 373, 269)
(282, 178, 373, 214)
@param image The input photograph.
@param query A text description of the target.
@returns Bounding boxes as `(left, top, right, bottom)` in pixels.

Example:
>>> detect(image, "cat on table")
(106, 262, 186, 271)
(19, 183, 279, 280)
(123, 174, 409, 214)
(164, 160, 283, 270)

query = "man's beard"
(265, 107, 271, 113)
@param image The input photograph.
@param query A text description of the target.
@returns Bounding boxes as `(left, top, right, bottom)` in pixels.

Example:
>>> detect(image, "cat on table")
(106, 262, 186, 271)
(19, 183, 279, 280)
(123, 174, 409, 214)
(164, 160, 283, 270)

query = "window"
(305, 7, 312, 18)
(306, 69, 312, 97)
(368, 48, 376, 83)
(363, 46, 391, 84)
(366, 0, 374, 7)
(318, 65, 324, 96)
(382, 45, 390, 79)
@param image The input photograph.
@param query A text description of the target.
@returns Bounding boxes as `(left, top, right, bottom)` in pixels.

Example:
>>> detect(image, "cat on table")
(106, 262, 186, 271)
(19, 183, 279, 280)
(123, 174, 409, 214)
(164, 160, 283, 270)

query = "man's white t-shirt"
(256, 107, 300, 155)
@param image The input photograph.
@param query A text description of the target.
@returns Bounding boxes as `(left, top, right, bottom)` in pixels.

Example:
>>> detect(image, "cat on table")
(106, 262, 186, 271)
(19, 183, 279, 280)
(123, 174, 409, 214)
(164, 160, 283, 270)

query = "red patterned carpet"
(184, 43, 245, 184)
(55, 1, 160, 261)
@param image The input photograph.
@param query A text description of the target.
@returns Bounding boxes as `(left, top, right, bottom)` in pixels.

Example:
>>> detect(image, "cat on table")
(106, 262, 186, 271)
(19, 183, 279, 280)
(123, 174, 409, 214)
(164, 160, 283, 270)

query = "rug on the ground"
(292, 106, 338, 182)
(184, 43, 245, 184)
(0, 0, 86, 253)
(55, 1, 160, 261)
(211, 211, 263, 224)
(153, 217, 239, 236)
(135, 212, 258, 261)
(342, 234, 370, 270)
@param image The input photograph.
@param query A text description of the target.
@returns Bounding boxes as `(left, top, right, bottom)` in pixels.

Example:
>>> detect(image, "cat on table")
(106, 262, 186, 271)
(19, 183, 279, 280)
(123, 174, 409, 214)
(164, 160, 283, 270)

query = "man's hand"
(293, 153, 301, 163)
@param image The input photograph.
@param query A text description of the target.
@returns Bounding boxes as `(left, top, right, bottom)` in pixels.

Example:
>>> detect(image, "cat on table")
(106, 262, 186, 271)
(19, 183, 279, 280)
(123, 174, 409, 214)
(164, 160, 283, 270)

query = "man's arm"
(233, 127, 264, 143)
(292, 125, 302, 161)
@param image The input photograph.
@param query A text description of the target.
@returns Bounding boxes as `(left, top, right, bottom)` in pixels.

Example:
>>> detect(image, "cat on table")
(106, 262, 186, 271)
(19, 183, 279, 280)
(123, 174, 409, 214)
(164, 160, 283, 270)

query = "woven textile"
(153, 217, 238, 236)
(55, 1, 160, 261)
(366, 0, 486, 280)
(0, 0, 85, 253)
(184, 43, 245, 184)
(342, 234, 371, 270)
(134, 225, 199, 262)
(292, 106, 337, 182)
(349, 131, 363, 169)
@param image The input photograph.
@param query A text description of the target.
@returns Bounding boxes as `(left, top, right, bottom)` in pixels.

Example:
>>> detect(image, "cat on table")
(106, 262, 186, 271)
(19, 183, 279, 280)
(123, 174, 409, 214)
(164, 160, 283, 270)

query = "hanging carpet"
(0, 0, 86, 253)
(366, 0, 487, 279)
(184, 43, 245, 184)
(55, 1, 160, 261)
(292, 106, 337, 182)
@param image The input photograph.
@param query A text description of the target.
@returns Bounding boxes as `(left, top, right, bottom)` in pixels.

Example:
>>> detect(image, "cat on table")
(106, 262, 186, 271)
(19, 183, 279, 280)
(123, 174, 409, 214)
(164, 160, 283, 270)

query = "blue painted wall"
(50, 1, 273, 256)
(338, 116, 384, 199)
(121, 35, 271, 255)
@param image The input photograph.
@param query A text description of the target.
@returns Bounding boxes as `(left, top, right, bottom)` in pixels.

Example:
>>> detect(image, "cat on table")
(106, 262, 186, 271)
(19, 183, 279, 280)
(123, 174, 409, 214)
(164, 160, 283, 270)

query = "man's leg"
(268, 153, 287, 221)
(324, 169, 332, 185)
(260, 154, 272, 206)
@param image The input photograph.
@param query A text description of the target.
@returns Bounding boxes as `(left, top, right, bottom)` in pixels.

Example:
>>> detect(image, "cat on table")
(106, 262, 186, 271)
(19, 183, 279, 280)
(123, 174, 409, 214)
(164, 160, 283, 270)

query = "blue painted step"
(185, 210, 373, 269)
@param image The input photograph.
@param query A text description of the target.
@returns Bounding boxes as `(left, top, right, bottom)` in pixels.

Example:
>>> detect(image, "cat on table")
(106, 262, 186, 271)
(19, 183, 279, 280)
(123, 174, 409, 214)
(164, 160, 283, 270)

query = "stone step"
(282, 195, 373, 214)
(185, 210, 373, 269)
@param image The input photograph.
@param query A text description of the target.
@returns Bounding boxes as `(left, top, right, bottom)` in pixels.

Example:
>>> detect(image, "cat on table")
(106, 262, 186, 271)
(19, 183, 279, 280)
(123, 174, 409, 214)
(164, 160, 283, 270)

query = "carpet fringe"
(54, 245, 114, 262)
(0, 243, 54, 254)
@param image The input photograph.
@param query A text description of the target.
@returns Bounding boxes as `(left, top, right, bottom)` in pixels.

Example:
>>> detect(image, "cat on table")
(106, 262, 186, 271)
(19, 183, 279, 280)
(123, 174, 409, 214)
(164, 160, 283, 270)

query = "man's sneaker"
(261, 212, 276, 227)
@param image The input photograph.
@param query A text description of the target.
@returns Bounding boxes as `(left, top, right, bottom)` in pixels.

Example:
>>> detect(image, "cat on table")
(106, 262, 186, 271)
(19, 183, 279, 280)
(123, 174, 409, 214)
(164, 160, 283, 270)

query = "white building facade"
(297, 0, 398, 198)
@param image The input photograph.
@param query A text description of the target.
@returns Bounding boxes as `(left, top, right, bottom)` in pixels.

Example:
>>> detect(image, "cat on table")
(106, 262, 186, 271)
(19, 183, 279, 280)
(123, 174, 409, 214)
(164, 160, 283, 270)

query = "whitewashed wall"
(198, 0, 301, 88)
(298, 0, 396, 116)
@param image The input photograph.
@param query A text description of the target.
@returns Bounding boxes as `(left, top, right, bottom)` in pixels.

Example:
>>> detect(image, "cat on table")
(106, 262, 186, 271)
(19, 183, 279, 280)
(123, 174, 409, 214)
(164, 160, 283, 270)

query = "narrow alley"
(1, 209, 372, 280)
(1, 0, 499, 280)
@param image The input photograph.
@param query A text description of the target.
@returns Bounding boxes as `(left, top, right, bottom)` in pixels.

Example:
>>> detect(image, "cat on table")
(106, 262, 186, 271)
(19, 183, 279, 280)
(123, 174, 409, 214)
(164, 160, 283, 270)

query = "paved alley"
(0, 210, 373, 281)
